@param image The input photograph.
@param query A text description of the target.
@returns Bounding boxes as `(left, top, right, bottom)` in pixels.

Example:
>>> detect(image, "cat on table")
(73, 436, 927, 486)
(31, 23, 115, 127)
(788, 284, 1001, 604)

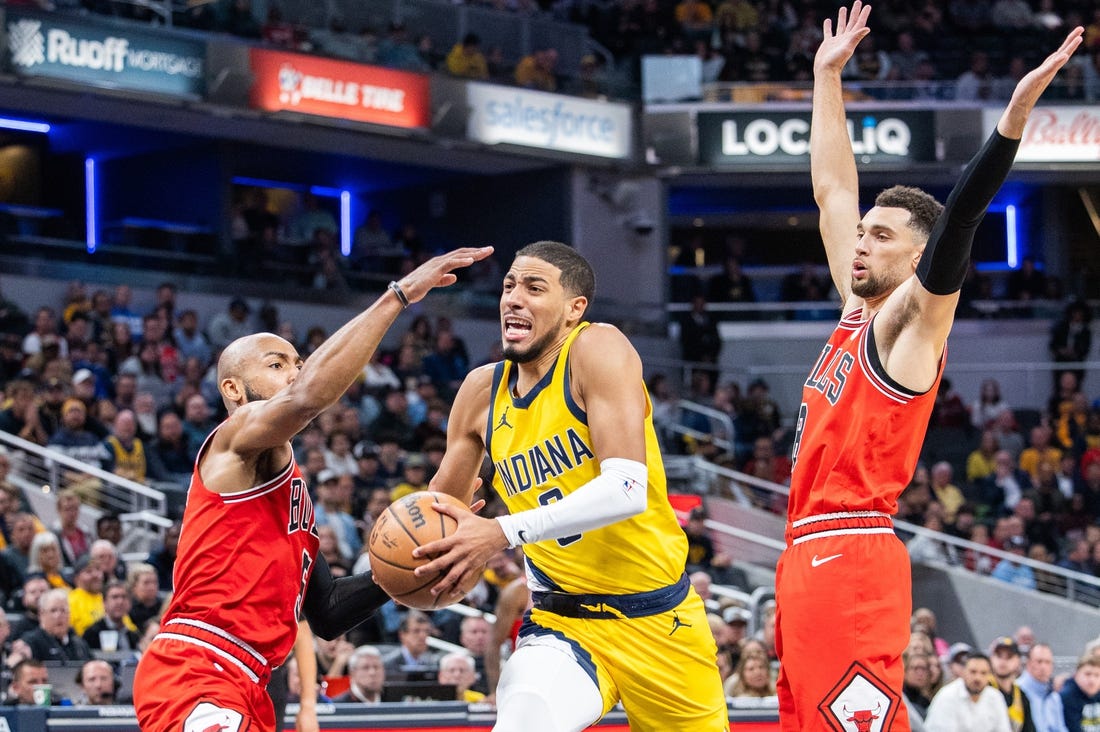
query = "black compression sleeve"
(916, 130, 1021, 295)
(302, 553, 390, 640)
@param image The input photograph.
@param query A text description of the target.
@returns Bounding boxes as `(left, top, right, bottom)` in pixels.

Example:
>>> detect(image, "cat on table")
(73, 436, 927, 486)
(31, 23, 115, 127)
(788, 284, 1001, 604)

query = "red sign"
(249, 49, 429, 129)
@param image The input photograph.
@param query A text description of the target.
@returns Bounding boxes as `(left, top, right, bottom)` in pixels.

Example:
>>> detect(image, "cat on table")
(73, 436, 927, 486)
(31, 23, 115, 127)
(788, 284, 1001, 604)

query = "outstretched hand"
(814, 1, 871, 76)
(999, 27, 1084, 138)
(398, 246, 494, 305)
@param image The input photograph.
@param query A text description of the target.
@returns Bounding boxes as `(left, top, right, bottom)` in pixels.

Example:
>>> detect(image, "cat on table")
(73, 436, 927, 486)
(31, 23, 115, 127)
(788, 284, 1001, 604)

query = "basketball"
(367, 490, 475, 610)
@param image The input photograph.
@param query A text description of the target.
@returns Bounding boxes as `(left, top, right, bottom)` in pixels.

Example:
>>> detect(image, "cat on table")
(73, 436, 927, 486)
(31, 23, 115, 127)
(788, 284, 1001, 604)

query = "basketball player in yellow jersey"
(413, 241, 728, 732)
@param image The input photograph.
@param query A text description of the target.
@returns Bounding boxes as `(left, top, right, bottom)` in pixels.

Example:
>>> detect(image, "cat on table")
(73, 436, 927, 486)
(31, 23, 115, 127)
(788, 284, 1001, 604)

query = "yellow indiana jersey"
(485, 323, 687, 595)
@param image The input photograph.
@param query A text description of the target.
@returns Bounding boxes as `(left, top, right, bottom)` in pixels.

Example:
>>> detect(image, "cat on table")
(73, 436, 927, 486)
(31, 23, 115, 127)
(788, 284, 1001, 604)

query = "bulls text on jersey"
(287, 477, 319, 536)
(804, 344, 855, 406)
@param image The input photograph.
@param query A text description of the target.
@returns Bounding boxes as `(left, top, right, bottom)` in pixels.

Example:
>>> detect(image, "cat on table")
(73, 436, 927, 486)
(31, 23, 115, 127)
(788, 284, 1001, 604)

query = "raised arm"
(811, 1, 871, 303)
(221, 247, 493, 457)
(880, 27, 1083, 390)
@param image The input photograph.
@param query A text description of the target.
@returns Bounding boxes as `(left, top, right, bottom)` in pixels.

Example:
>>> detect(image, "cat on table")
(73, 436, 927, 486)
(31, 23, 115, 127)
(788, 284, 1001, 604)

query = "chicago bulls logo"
(843, 701, 882, 732)
(818, 662, 899, 732)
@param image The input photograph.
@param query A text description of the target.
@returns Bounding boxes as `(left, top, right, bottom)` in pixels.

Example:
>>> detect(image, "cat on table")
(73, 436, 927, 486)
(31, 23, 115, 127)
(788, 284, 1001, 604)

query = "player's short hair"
(874, 185, 944, 243)
(515, 241, 596, 302)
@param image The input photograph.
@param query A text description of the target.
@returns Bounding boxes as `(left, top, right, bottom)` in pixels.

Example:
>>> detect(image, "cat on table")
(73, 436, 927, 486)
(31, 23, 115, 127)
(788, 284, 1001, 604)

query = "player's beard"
(502, 315, 564, 364)
(243, 381, 266, 403)
(851, 268, 900, 300)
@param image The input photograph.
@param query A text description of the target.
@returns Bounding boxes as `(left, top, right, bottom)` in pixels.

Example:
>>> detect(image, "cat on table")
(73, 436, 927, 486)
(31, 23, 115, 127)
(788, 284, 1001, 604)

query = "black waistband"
(532, 573, 690, 619)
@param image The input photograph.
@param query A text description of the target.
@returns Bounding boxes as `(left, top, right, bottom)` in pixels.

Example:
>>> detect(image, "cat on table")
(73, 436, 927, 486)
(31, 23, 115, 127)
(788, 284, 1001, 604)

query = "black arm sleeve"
(302, 553, 390, 640)
(915, 130, 1021, 295)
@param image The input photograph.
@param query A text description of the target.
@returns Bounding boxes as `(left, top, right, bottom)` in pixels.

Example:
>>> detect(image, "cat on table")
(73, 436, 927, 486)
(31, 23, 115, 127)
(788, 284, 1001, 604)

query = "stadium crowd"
(0, 266, 1093, 720)
(26, 0, 1100, 101)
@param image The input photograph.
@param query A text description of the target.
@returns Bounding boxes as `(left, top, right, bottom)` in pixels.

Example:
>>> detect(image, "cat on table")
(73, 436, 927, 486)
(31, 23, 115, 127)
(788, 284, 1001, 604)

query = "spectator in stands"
(706, 256, 756, 319)
(146, 410, 192, 489)
(924, 652, 1011, 730)
(0, 380, 47, 445)
(2, 659, 49, 706)
(903, 651, 936, 721)
(313, 469, 360, 565)
(421, 330, 469, 400)
(514, 48, 559, 92)
(992, 536, 1037, 590)
(67, 555, 104, 637)
(126, 563, 161, 632)
(83, 579, 139, 652)
(206, 298, 253, 351)
(333, 645, 385, 704)
(929, 462, 965, 524)
(724, 651, 775, 698)
(20, 588, 92, 663)
(49, 490, 91, 570)
(2, 513, 38, 581)
(383, 610, 439, 674)
(987, 636, 1035, 732)
(1017, 642, 1068, 732)
(438, 652, 483, 703)
(8, 575, 48, 639)
(103, 410, 147, 485)
(955, 50, 993, 101)
(680, 294, 722, 372)
(322, 431, 357, 478)
(1050, 301, 1093, 391)
(971, 379, 1012, 433)
(370, 389, 416, 449)
(966, 430, 1000, 484)
(389, 453, 429, 503)
(48, 399, 111, 476)
(888, 30, 929, 81)
(743, 435, 793, 486)
(172, 310, 211, 367)
(445, 33, 489, 80)
(144, 522, 179, 594)
(1006, 258, 1048, 302)
(22, 307, 68, 359)
(1061, 654, 1100, 731)
(1020, 426, 1063, 484)
(74, 659, 116, 706)
(180, 394, 215, 462)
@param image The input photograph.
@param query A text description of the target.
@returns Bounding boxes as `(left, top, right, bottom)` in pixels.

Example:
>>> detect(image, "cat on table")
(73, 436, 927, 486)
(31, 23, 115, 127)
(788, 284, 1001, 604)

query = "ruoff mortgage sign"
(6, 11, 204, 97)
(698, 110, 935, 166)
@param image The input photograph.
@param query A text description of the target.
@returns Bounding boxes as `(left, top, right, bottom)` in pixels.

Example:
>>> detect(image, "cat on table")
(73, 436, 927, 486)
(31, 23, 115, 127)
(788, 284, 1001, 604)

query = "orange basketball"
(367, 490, 473, 610)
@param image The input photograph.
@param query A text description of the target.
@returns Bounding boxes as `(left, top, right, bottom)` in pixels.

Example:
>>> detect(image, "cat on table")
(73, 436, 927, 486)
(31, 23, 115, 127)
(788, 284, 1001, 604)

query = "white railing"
(667, 399, 736, 454)
(0, 430, 167, 546)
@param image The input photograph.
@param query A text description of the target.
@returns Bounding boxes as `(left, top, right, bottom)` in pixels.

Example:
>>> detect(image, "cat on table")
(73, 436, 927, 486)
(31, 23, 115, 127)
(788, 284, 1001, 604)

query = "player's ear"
(220, 377, 243, 403)
(566, 295, 588, 323)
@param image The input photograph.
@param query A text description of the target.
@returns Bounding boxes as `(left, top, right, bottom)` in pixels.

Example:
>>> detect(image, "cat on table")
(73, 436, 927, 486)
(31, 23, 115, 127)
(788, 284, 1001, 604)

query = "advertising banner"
(6, 10, 204, 97)
(466, 82, 633, 159)
(249, 49, 430, 129)
(698, 110, 935, 165)
(984, 106, 1100, 162)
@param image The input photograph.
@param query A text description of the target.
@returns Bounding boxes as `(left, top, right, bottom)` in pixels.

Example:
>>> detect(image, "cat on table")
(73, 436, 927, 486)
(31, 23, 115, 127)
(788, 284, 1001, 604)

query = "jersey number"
(791, 402, 808, 467)
(538, 488, 581, 547)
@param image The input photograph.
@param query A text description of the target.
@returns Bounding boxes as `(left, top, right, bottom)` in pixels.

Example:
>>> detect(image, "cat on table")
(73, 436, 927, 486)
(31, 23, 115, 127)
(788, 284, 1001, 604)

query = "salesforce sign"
(6, 11, 204, 97)
(698, 110, 935, 166)
(466, 82, 632, 160)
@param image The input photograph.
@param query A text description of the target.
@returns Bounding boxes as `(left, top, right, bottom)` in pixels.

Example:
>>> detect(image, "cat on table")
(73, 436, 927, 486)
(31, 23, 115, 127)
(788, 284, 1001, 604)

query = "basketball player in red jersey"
(133, 246, 492, 732)
(775, 5, 1081, 730)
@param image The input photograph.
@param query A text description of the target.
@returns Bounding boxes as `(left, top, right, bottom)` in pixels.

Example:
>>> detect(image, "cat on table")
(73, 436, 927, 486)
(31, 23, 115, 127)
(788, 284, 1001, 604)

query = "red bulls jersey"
(162, 427, 319, 670)
(787, 309, 942, 524)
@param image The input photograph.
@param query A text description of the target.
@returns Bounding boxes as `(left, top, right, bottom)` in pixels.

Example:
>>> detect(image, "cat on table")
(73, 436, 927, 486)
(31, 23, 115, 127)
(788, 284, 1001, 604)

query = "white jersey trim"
(856, 324, 911, 404)
(219, 460, 295, 500)
(164, 617, 268, 666)
(792, 527, 896, 545)
(791, 510, 892, 528)
(154, 633, 261, 684)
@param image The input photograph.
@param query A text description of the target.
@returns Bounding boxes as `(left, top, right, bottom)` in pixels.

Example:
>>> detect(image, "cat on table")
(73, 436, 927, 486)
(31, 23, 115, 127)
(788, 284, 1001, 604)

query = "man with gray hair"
(19, 588, 93, 662)
(1017, 643, 1068, 732)
(332, 646, 385, 704)
(438, 651, 484, 703)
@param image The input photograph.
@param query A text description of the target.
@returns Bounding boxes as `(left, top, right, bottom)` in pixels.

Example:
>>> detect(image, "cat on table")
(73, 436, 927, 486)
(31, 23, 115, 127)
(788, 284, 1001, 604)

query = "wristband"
(388, 281, 410, 309)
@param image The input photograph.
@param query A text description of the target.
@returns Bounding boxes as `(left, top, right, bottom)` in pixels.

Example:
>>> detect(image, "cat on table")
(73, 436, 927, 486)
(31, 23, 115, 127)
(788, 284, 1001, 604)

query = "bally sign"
(6, 11, 204, 97)
(466, 82, 633, 159)
(698, 110, 935, 165)
(249, 49, 429, 129)
(984, 106, 1100, 162)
